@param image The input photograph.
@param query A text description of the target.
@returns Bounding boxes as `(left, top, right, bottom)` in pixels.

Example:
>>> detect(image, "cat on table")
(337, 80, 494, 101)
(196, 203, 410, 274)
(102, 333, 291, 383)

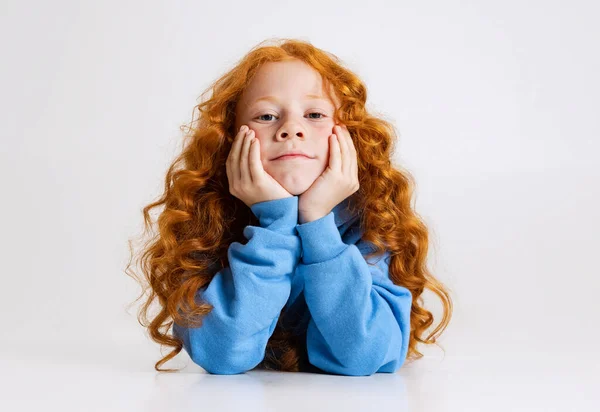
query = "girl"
(126, 38, 453, 376)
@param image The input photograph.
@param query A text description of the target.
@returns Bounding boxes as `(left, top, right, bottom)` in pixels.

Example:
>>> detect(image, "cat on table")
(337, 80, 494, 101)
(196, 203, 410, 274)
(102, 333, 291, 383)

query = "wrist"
(299, 210, 328, 224)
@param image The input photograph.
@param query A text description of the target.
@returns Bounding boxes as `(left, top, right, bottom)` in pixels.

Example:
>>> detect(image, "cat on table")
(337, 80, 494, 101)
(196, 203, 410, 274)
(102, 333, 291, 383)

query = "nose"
(277, 124, 304, 140)
(280, 131, 303, 138)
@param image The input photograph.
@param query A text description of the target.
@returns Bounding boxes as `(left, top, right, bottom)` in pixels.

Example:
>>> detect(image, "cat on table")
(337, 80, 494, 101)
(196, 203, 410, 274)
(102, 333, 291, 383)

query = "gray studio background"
(1, 1, 598, 410)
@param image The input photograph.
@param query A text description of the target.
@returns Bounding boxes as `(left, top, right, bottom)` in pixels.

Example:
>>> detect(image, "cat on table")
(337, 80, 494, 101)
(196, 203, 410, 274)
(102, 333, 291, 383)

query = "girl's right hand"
(226, 125, 293, 208)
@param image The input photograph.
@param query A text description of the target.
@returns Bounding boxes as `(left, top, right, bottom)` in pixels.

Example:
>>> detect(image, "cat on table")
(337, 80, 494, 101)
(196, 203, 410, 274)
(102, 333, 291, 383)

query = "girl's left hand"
(298, 124, 360, 224)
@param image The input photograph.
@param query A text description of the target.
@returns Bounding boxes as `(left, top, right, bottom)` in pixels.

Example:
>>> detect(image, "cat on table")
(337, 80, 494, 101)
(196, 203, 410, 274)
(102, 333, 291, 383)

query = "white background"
(1, 0, 598, 411)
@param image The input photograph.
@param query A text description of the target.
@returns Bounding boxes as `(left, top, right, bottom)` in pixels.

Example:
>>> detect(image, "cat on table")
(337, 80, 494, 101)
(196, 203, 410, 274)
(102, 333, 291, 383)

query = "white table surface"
(2, 343, 598, 412)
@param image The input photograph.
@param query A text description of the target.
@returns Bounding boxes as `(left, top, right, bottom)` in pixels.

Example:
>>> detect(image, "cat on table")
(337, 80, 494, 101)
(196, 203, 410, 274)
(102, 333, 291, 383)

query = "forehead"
(239, 60, 337, 107)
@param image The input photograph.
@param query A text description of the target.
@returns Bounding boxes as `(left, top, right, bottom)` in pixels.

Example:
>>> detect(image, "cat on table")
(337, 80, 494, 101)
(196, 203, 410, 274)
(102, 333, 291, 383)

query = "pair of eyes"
(254, 112, 327, 122)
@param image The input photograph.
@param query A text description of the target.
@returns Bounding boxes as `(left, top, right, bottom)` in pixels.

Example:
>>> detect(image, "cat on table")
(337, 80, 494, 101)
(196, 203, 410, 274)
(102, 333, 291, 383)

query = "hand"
(298, 124, 359, 224)
(226, 125, 293, 208)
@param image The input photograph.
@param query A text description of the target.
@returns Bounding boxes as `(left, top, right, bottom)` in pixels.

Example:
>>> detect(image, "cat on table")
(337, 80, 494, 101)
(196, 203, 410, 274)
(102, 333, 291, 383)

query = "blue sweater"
(172, 195, 412, 376)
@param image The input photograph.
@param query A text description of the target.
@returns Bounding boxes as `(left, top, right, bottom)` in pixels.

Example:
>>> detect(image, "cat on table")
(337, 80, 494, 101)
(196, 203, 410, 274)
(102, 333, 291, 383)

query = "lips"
(272, 150, 314, 160)
(274, 154, 312, 160)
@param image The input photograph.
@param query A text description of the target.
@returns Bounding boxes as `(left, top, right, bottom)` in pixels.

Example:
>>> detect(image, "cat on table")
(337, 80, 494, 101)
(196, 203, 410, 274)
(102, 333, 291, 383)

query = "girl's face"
(234, 59, 339, 196)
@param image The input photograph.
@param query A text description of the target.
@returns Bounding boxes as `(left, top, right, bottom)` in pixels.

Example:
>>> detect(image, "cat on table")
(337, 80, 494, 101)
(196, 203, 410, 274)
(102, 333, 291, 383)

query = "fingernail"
(240, 125, 247, 132)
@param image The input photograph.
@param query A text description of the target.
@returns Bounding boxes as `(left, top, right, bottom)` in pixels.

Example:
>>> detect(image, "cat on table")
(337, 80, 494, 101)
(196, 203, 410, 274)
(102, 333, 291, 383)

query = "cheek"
(315, 121, 334, 131)
(317, 137, 332, 156)
(316, 125, 334, 145)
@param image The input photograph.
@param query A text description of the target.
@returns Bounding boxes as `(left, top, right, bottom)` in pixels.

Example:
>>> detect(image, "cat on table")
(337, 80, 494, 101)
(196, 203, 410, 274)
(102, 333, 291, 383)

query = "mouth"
(273, 154, 313, 161)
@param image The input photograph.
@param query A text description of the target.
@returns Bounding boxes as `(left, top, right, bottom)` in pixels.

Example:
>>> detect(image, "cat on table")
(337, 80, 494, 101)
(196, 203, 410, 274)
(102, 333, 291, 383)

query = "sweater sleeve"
(294, 211, 413, 376)
(172, 195, 301, 374)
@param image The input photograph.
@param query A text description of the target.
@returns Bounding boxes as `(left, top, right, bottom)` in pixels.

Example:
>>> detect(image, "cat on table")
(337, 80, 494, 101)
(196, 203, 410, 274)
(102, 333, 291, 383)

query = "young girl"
(126, 38, 453, 376)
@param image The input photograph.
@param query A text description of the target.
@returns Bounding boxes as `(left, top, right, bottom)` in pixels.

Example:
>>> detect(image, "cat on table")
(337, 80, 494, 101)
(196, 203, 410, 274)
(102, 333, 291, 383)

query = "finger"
(343, 125, 356, 157)
(344, 127, 358, 177)
(248, 135, 262, 182)
(351, 140, 358, 179)
(336, 126, 348, 174)
(228, 125, 248, 181)
(329, 134, 341, 171)
(240, 129, 253, 183)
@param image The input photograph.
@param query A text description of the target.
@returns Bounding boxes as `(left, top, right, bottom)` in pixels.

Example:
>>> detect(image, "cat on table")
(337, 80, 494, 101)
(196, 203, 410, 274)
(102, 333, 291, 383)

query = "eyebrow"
(251, 94, 330, 105)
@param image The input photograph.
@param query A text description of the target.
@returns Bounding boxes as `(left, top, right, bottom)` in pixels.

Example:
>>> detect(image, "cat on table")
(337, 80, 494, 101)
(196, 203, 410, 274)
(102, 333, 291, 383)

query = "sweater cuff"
(296, 211, 347, 264)
(249, 196, 298, 235)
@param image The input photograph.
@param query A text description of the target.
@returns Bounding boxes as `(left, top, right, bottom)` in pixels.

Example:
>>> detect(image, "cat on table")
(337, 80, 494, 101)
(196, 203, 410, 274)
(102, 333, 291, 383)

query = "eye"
(257, 113, 277, 121)
(254, 112, 327, 122)
(307, 112, 326, 119)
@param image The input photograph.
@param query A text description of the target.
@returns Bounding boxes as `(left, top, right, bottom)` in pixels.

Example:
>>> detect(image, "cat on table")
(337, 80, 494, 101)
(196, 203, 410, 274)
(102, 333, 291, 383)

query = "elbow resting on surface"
(189, 348, 264, 375)
(192, 355, 259, 375)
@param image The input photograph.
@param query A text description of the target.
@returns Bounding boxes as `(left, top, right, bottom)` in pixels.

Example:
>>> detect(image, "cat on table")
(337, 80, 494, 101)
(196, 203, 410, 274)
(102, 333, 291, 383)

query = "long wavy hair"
(125, 38, 453, 373)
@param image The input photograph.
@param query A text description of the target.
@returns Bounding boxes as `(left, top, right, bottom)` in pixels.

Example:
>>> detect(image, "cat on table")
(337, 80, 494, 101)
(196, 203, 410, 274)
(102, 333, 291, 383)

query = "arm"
(173, 195, 301, 374)
(294, 212, 413, 376)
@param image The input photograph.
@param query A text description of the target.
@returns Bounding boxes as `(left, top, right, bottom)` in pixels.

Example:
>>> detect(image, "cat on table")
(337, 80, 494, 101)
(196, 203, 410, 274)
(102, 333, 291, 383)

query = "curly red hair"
(125, 38, 453, 372)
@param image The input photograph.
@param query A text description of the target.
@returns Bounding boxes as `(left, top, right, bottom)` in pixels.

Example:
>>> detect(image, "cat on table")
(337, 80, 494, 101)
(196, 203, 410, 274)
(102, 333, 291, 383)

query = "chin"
(270, 174, 315, 196)
(281, 182, 311, 196)
(286, 187, 307, 196)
